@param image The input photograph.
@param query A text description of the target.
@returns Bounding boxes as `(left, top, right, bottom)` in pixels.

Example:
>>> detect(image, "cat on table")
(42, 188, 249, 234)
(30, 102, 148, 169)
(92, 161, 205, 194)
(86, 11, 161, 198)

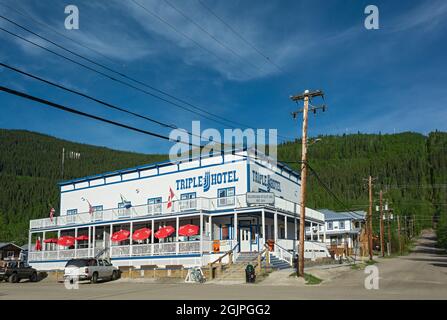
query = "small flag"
(167, 187, 175, 209)
(49, 207, 55, 222)
(88, 202, 94, 215)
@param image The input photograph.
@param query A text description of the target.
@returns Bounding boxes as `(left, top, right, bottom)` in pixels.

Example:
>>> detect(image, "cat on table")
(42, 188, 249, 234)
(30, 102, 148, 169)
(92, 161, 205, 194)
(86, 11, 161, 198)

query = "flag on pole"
(167, 187, 175, 209)
(120, 194, 132, 209)
(88, 201, 94, 215)
(49, 207, 55, 222)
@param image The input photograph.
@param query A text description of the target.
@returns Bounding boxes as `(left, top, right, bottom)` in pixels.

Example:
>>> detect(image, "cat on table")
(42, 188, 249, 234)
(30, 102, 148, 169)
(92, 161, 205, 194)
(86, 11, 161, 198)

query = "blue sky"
(0, 0, 446, 154)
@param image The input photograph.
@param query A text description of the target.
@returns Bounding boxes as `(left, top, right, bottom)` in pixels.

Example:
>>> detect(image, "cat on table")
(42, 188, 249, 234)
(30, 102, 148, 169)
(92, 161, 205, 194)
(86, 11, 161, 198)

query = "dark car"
(0, 260, 38, 283)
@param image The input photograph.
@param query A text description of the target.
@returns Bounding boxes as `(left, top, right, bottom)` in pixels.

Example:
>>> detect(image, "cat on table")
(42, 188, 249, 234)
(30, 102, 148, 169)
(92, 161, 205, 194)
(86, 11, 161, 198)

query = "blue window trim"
(219, 223, 232, 240)
(180, 192, 196, 200)
(91, 205, 103, 212)
(327, 222, 333, 230)
(118, 201, 131, 207)
(217, 187, 235, 207)
(147, 197, 162, 204)
(217, 187, 235, 197)
(66, 209, 78, 215)
(339, 221, 345, 229)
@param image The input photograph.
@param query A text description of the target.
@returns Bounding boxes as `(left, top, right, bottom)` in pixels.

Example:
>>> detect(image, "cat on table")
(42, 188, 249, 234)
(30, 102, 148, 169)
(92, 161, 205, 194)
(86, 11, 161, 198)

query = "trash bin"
(292, 254, 298, 269)
(245, 264, 256, 283)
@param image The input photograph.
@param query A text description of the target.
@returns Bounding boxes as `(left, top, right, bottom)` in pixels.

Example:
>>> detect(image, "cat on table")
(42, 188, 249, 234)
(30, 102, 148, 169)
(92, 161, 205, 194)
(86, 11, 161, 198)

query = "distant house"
(305, 209, 366, 249)
(0, 243, 23, 260)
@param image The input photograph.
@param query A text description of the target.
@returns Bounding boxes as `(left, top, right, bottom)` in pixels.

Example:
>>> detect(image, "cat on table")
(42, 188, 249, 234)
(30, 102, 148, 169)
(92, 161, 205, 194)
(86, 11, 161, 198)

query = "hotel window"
(180, 192, 196, 211)
(221, 224, 230, 240)
(339, 221, 345, 229)
(66, 209, 77, 224)
(118, 201, 131, 208)
(327, 222, 333, 230)
(117, 201, 132, 218)
(180, 192, 196, 200)
(90, 205, 103, 221)
(92, 205, 103, 212)
(217, 187, 235, 206)
(148, 197, 162, 215)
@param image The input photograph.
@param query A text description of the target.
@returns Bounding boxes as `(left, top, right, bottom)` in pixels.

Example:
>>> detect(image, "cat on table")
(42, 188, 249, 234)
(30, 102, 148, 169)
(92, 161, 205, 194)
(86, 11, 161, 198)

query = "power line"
(0, 85, 184, 145)
(0, 84, 288, 165)
(0, 26, 251, 131)
(129, 0, 254, 78)
(162, 0, 263, 73)
(0, 62, 176, 130)
(0, 15, 233, 126)
(0, 2, 115, 64)
(197, 0, 285, 73)
(0, 15, 294, 142)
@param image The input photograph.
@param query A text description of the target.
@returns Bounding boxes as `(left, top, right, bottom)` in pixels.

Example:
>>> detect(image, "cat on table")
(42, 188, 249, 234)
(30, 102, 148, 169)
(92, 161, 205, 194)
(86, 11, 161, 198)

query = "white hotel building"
(27, 149, 327, 270)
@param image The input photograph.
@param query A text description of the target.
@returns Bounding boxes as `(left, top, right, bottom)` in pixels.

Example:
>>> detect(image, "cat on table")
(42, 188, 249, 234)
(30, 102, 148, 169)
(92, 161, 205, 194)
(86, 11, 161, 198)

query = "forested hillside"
(0, 129, 165, 244)
(0, 129, 446, 247)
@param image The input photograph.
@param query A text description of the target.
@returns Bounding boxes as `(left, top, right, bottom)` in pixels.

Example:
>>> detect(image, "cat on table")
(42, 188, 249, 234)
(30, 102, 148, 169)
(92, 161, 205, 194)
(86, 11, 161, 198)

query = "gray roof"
(318, 209, 366, 221)
(0, 242, 22, 250)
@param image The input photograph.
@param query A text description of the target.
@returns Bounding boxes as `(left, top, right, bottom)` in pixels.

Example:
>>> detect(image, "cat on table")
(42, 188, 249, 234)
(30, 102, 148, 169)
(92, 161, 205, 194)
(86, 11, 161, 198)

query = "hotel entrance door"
(240, 226, 251, 252)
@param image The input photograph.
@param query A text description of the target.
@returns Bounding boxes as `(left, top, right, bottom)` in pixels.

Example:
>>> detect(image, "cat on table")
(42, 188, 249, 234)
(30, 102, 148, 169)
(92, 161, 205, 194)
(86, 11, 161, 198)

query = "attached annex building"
(27, 149, 329, 270)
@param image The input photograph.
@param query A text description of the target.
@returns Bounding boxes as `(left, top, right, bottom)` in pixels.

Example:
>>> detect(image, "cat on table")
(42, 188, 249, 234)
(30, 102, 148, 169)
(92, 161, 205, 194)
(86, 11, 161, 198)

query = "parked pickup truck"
(64, 258, 120, 284)
(0, 260, 38, 283)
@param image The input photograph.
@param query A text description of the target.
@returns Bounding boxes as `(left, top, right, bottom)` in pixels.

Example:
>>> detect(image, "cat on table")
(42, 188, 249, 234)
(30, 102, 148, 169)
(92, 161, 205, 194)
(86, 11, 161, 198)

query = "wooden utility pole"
(397, 215, 402, 254)
(379, 190, 385, 257)
(290, 89, 325, 277)
(368, 176, 374, 260)
(387, 208, 392, 256)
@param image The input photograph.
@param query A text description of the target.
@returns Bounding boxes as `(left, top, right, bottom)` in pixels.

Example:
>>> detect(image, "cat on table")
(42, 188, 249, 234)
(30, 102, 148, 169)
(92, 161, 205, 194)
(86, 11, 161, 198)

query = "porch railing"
(28, 241, 209, 262)
(272, 242, 293, 266)
(29, 194, 324, 230)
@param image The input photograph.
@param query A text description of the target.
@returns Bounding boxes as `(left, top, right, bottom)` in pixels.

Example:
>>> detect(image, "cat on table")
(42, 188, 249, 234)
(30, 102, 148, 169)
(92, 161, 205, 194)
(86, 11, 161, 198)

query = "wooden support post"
(397, 215, 402, 254)
(368, 176, 373, 260)
(379, 190, 385, 257)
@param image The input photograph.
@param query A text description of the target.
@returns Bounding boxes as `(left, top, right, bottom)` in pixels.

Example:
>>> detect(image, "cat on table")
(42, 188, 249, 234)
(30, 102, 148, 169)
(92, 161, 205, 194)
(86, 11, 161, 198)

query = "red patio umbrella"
(154, 226, 175, 239)
(111, 229, 130, 242)
(75, 235, 89, 241)
(43, 238, 58, 244)
(178, 224, 199, 237)
(35, 238, 42, 251)
(132, 228, 151, 241)
(57, 236, 75, 247)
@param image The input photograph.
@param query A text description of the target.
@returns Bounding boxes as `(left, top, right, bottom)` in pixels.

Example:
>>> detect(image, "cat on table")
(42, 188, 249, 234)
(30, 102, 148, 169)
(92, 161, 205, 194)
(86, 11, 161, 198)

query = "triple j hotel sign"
(175, 170, 239, 192)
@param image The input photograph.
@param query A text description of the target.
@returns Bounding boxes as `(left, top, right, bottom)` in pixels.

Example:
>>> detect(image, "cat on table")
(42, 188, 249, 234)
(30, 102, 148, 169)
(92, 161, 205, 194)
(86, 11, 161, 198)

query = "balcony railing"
(28, 241, 208, 262)
(29, 195, 324, 230)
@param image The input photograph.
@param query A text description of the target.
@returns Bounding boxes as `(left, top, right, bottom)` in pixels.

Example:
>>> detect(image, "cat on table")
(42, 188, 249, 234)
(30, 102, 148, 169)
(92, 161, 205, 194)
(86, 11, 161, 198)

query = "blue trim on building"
(60, 159, 247, 194)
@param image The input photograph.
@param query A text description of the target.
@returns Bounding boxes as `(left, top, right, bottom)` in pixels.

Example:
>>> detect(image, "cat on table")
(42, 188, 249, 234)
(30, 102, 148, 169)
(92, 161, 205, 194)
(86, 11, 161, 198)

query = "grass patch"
(304, 273, 323, 285)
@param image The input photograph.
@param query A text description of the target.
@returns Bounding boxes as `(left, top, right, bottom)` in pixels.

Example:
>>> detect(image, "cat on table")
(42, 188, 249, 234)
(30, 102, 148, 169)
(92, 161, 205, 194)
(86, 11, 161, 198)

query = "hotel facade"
(27, 150, 328, 270)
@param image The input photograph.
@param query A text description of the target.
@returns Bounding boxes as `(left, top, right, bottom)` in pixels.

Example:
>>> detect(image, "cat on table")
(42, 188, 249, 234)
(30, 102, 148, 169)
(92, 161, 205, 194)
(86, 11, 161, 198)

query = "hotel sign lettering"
(251, 170, 281, 192)
(176, 170, 239, 192)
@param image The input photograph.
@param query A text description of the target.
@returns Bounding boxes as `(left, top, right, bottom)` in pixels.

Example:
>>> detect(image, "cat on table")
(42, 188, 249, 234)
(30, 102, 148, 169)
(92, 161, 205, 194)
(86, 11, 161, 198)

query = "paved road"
(1, 230, 446, 300)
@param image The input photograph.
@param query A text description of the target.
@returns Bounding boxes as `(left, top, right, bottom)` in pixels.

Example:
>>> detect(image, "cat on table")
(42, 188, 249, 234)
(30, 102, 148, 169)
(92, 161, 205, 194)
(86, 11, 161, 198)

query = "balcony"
(28, 241, 211, 262)
(29, 195, 324, 230)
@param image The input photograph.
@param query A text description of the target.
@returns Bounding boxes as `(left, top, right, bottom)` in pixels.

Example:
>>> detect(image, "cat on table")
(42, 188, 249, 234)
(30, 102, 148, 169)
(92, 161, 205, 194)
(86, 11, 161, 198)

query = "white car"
(64, 258, 120, 283)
